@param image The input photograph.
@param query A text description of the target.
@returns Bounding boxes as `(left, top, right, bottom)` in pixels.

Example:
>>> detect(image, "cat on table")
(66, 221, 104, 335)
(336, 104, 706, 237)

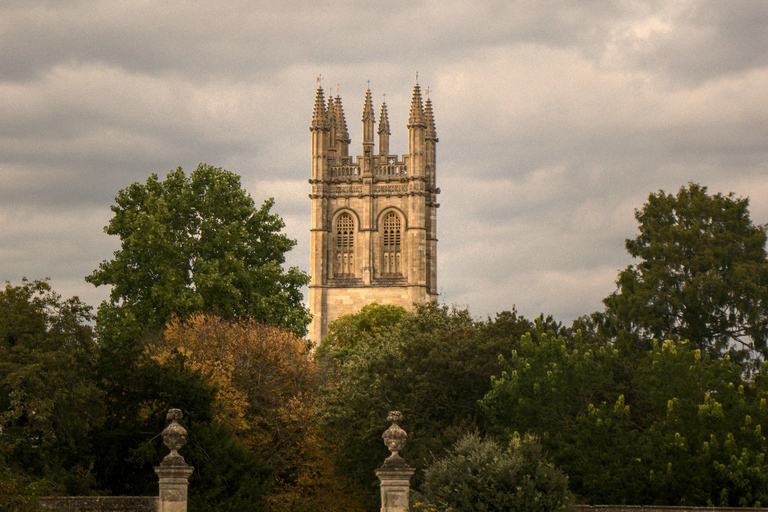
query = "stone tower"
(308, 83, 439, 342)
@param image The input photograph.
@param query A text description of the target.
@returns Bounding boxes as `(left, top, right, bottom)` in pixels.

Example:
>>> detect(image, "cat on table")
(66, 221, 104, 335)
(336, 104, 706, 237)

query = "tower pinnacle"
(408, 83, 425, 126)
(311, 87, 327, 129)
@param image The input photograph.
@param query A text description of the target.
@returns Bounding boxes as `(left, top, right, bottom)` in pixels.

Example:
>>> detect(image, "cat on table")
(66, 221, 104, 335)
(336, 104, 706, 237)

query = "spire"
(334, 95, 350, 143)
(378, 101, 390, 135)
(424, 96, 437, 140)
(311, 86, 327, 129)
(362, 88, 374, 122)
(327, 96, 335, 123)
(408, 83, 425, 126)
(378, 100, 390, 155)
(362, 88, 375, 147)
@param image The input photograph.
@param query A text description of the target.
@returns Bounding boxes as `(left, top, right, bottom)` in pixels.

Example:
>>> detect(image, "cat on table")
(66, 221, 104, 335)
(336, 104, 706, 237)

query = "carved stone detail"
(382, 411, 407, 456)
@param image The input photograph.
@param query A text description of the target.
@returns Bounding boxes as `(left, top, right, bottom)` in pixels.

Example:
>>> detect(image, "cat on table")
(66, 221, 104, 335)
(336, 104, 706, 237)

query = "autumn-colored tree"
(154, 314, 361, 512)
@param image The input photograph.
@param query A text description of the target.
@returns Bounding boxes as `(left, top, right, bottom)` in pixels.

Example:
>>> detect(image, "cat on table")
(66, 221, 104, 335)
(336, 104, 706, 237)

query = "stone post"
(375, 411, 415, 512)
(155, 409, 194, 512)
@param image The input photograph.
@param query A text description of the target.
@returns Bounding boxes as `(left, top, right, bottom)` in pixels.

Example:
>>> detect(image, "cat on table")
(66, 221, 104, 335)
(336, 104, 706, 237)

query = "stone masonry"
(308, 83, 439, 342)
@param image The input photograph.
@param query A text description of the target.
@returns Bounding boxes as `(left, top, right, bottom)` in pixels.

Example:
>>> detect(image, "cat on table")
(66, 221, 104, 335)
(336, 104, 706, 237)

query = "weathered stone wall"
(38, 496, 158, 511)
(577, 506, 768, 512)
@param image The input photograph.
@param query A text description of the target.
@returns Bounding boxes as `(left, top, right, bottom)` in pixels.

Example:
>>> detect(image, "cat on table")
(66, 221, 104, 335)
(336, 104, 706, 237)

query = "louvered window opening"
(336, 213, 355, 275)
(383, 213, 401, 274)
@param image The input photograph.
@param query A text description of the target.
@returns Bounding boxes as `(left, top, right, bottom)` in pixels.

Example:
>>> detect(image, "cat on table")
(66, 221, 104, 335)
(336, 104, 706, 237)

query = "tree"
(482, 326, 768, 506)
(317, 303, 557, 511)
(86, 163, 310, 337)
(153, 314, 358, 512)
(315, 303, 409, 367)
(600, 183, 768, 359)
(414, 433, 575, 512)
(0, 279, 103, 495)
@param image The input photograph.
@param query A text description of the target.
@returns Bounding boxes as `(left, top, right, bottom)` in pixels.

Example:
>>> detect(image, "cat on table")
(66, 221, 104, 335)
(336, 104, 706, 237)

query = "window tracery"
(335, 213, 355, 275)
(382, 212, 402, 274)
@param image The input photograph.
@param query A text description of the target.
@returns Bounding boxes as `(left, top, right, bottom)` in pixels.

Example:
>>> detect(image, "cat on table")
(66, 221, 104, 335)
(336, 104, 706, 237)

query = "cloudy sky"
(2, 0, 768, 325)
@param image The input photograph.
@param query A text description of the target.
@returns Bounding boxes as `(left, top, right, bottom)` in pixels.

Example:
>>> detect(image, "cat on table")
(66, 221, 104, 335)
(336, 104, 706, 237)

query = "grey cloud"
(2, 0, 768, 325)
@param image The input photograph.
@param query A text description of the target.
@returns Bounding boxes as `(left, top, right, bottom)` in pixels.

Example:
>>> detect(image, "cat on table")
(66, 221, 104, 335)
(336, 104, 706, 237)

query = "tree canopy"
(0, 280, 103, 496)
(482, 328, 768, 506)
(86, 163, 310, 337)
(414, 433, 575, 512)
(600, 183, 768, 359)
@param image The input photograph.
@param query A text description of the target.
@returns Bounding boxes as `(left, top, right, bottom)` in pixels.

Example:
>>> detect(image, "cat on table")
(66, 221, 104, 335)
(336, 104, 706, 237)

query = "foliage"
(91, 346, 273, 511)
(414, 433, 575, 512)
(86, 163, 310, 337)
(482, 327, 768, 506)
(153, 314, 359, 512)
(315, 303, 409, 365)
(317, 303, 554, 511)
(599, 183, 768, 359)
(0, 279, 103, 495)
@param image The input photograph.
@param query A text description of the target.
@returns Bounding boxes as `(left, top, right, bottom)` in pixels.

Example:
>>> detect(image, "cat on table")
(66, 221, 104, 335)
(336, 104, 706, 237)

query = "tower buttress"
(334, 96, 350, 157)
(310, 86, 329, 181)
(407, 84, 427, 178)
(362, 88, 374, 152)
(378, 101, 390, 156)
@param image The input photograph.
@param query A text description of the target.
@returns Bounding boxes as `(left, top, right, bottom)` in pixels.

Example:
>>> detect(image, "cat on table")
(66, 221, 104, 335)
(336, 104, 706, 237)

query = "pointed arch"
(334, 212, 355, 276)
(381, 211, 403, 275)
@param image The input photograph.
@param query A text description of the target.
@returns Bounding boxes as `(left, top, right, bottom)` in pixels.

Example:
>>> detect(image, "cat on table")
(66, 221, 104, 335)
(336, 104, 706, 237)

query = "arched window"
(335, 213, 355, 275)
(382, 212, 402, 274)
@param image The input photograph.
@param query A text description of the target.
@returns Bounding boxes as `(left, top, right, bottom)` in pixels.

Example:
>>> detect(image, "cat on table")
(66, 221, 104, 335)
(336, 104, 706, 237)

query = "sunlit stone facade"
(308, 83, 439, 342)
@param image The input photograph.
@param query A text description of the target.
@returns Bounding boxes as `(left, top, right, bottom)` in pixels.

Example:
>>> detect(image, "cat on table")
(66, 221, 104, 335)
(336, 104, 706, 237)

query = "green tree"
(482, 328, 768, 506)
(315, 303, 409, 366)
(0, 279, 103, 495)
(600, 183, 768, 359)
(414, 433, 575, 512)
(317, 303, 554, 511)
(86, 163, 310, 337)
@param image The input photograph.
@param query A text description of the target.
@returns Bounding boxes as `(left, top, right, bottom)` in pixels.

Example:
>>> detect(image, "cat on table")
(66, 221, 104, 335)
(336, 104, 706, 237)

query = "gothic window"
(335, 213, 355, 275)
(382, 212, 402, 274)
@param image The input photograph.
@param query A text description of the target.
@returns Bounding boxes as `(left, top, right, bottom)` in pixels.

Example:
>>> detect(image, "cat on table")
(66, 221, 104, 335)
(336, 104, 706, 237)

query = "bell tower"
(308, 83, 439, 342)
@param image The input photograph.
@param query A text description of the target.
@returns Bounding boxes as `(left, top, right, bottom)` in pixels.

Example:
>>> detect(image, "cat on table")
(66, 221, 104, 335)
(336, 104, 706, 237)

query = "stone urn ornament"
(382, 411, 407, 461)
(161, 408, 188, 465)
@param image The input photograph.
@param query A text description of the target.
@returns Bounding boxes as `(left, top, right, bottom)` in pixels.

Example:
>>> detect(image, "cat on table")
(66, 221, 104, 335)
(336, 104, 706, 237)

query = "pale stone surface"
(154, 409, 194, 512)
(376, 411, 415, 512)
(309, 84, 439, 342)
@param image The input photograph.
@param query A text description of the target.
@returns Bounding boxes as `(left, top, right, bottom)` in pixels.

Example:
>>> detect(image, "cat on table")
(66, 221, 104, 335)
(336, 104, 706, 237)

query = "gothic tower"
(308, 83, 439, 342)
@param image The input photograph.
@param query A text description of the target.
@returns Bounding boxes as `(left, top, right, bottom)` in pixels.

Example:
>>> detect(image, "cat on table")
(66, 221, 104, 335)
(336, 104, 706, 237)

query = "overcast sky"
(2, 0, 768, 325)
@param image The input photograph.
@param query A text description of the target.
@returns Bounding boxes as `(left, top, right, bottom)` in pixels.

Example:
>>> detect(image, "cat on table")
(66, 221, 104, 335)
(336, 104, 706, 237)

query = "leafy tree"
(0, 279, 103, 495)
(317, 303, 553, 511)
(315, 303, 409, 367)
(86, 163, 310, 337)
(413, 433, 575, 512)
(154, 314, 358, 512)
(482, 327, 768, 506)
(600, 183, 768, 359)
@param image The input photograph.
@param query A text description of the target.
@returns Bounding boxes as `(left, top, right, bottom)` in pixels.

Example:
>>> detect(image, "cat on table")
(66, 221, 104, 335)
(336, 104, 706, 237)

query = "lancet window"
(335, 213, 355, 275)
(382, 212, 402, 274)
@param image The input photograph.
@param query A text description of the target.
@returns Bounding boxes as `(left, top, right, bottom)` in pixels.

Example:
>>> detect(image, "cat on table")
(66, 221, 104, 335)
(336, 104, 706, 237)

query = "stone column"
(155, 409, 194, 512)
(375, 411, 415, 512)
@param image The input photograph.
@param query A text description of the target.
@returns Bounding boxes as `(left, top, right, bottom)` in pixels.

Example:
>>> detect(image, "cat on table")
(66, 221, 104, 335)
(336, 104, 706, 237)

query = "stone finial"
(161, 409, 188, 464)
(382, 411, 407, 458)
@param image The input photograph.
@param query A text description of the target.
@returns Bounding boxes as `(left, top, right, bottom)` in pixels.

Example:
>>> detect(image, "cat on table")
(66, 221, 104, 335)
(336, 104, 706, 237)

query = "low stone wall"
(38, 496, 158, 511)
(578, 506, 768, 512)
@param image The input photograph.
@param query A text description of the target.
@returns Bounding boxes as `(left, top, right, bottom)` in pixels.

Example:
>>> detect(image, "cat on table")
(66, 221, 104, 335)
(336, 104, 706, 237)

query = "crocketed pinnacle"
(424, 97, 437, 140)
(378, 101, 390, 135)
(408, 83, 425, 126)
(334, 95, 350, 141)
(311, 86, 327, 128)
(362, 88, 374, 122)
